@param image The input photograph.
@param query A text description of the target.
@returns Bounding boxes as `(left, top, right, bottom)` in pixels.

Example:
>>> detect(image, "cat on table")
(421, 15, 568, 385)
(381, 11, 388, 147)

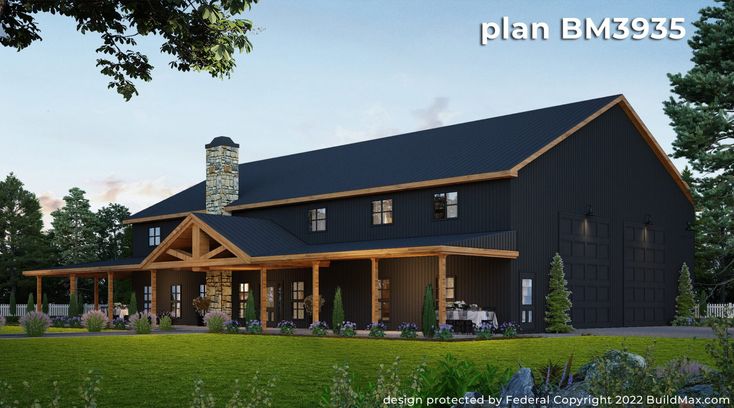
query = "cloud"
(413, 97, 452, 130)
(93, 177, 179, 208)
(38, 193, 63, 214)
(332, 104, 399, 145)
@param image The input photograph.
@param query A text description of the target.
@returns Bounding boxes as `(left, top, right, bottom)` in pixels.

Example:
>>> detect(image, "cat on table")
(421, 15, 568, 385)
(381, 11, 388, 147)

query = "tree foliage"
(26, 292, 34, 313)
(664, 0, 734, 300)
(129, 292, 138, 316)
(673, 263, 697, 324)
(245, 289, 256, 322)
(0, 173, 50, 300)
(0, 0, 259, 100)
(421, 284, 436, 338)
(332, 286, 344, 333)
(545, 253, 573, 333)
(51, 188, 98, 266)
(95, 203, 132, 260)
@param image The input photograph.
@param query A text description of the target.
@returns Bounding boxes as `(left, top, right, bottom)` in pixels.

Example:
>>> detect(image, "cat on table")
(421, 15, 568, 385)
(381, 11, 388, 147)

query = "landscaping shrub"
(51, 316, 67, 328)
(129, 312, 153, 334)
(673, 263, 696, 325)
(245, 289, 257, 322)
(499, 321, 518, 337)
(475, 322, 494, 340)
(9, 291, 16, 318)
(707, 322, 734, 398)
(224, 320, 240, 334)
(421, 354, 510, 402)
(310, 320, 328, 336)
(159, 315, 173, 331)
(534, 354, 574, 396)
(277, 320, 295, 335)
(398, 322, 418, 339)
(340, 321, 356, 337)
(129, 292, 138, 316)
(111, 317, 127, 330)
(192, 296, 211, 317)
(69, 293, 80, 318)
(332, 287, 345, 334)
(26, 293, 34, 313)
(436, 323, 454, 341)
(246, 320, 262, 334)
(545, 253, 573, 333)
(203, 311, 227, 333)
(19, 311, 51, 337)
(68, 316, 82, 328)
(42, 294, 49, 315)
(421, 284, 436, 338)
(81, 310, 108, 332)
(367, 322, 386, 338)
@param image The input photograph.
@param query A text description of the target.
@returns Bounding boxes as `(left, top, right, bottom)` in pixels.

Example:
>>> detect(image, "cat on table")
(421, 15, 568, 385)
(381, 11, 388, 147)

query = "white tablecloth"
(445, 310, 498, 328)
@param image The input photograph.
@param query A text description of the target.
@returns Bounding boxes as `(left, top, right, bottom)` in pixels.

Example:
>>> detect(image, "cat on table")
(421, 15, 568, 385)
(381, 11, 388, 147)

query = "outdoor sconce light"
(585, 205, 594, 217)
(644, 214, 653, 226)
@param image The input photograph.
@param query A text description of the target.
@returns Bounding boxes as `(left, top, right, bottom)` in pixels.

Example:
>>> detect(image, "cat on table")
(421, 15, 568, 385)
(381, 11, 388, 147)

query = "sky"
(0, 1, 712, 227)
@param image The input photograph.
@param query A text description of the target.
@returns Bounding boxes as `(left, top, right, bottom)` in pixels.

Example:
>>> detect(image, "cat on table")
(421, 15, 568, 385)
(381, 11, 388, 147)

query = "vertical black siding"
(131, 218, 184, 258)
(511, 105, 694, 330)
(132, 270, 205, 325)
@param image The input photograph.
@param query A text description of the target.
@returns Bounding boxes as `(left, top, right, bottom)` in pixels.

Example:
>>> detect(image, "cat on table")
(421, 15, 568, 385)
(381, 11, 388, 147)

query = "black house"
(25, 95, 694, 332)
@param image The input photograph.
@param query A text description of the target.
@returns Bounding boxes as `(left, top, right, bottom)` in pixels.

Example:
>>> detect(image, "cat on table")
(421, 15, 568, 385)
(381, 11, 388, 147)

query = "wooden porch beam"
(150, 270, 157, 317)
(93, 277, 99, 310)
(107, 272, 114, 321)
(166, 249, 193, 261)
(312, 261, 320, 322)
(370, 258, 379, 323)
(437, 254, 447, 325)
(201, 245, 227, 260)
(36, 276, 42, 312)
(69, 274, 77, 296)
(260, 268, 267, 326)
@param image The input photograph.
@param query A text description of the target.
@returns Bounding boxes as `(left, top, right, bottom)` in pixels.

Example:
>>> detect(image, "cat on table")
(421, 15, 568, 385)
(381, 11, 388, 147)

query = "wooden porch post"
(312, 261, 320, 322)
(260, 268, 267, 326)
(437, 254, 447, 325)
(69, 274, 77, 296)
(107, 272, 114, 321)
(36, 276, 42, 312)
(370, 258, 379, 323)
(150, 270, 157, 317)
(93, 277, 99, 310)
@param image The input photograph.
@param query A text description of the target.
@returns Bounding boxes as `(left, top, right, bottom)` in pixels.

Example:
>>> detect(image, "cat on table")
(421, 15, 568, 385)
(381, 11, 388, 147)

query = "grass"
(0, 334, 714, 407)
(0, 325, 87, 334)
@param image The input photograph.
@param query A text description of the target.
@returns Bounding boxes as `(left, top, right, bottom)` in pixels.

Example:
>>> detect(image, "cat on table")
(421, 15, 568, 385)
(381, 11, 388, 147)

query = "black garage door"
(558, 213, 611, 328)
(623, 223, 667, 326)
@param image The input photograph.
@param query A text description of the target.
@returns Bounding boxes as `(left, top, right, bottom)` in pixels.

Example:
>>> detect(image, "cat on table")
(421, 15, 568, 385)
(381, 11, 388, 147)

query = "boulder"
(498, 368, 535, 408)
(546, 382, 594, 408)
(677, 383, 725, 408)
(577, 350, 645, 383)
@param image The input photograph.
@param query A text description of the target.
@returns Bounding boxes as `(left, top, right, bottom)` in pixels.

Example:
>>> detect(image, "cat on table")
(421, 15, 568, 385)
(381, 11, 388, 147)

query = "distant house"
(25, 95, 694, 332)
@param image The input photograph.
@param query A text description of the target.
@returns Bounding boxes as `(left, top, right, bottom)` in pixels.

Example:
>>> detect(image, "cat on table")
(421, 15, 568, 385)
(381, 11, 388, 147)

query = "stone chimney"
(205, 136, 239, 215)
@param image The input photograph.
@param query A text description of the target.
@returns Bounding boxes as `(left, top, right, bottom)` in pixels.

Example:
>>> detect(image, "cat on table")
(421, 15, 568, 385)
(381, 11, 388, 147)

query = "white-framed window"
(522, 279, 533, 305)
(148, 227, 161, 247)
(446, 276, 455, 303)
(371, 199, 393, 225)
(292, 281, 305, 320)
(199, 284, 206, 299)
(239, 283, 249, 319)
(143, 286, 152, 312)
(522, 310, 533, 323)
(433, 192, 458, 219)
(170, 284, 181, 318)
(308, 208, 327, 232)
(378, 278, 391, 321)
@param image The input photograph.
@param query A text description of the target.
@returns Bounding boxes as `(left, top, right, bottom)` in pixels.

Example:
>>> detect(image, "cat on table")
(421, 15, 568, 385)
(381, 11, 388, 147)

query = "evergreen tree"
(0, 173, 52, 298)
(545, 253, 573, 333)
(673, 263, 697, 324)
(332, 286, 345, 333)
(9, 290, 16, 317)
(95, 204, 132, 260)
(51, 188, 98, 266)
(421, 284, 436, 338)
(129, 292, 138, 315)
(42, 293, 49, 314)
(69, 292, 80, 317)
(664, 1, 734, 300)
(26, 293, 34, 313)
(245, 289, 257, 322)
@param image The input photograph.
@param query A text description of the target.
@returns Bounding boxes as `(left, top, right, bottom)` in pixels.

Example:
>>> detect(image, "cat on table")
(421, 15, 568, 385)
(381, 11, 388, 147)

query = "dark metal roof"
(195, 214, 515, 257)
(45, 257, 145, 270)
(206, 136, 240, 148)
(129, 95, 620, 221)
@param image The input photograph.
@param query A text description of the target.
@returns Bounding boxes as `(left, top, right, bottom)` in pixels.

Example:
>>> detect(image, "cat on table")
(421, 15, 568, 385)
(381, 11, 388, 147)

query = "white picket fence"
(0, 303, 101, 317)
(702, 303, 734, 319)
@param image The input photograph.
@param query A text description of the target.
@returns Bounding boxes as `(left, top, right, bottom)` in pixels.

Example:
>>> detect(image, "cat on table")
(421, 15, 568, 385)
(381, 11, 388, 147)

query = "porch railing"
(0, 303, 101, 317)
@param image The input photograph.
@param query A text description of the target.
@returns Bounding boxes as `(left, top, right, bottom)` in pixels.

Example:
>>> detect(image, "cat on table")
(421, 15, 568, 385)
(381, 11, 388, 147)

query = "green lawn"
(0, 334, 714, 407)
(0, 325, 88, 334)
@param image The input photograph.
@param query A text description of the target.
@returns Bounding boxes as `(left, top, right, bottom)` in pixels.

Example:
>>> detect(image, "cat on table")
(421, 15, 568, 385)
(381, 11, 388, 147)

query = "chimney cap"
(206, 136, 240, 149)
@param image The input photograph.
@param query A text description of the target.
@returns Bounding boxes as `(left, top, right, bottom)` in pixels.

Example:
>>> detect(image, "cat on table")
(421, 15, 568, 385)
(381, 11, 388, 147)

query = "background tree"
(95, 204, 132, 260)
(664, 0, 734, 302)
(129, 292, 138, 316)
(332, 286, 344, 333)
(8, 290, 15, 317)
(421, 284, 436, 338)
(545, 253, 573, 333)
(25, 293, 33, 313)
(0, 0, 259, 100)
(673, 263, 697, 325)
(68, 293, 80, 318)
(244, 289, 256, 322)
(51, 188, 98, 266)
(0, 173, 51, 302)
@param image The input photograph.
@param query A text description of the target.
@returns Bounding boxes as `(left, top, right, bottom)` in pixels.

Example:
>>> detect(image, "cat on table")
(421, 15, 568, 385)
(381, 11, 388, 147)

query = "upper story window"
(148, 227, 161, 247)
(309, 208, 327, 232)
(372, 199, 393, 225)
(433, 192, 458, 219)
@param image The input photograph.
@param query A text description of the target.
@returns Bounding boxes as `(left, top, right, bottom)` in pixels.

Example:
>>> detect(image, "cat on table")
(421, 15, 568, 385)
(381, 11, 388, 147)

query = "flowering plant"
(398, 322, 418, 339)
(81, 310, 109, 332)
(437, 323, 454, 340)
(499, 321, 519, 337)
(304, 295, 326, 316)
(67, 316, 83, 328)
(340, 321, 357, 337)
(277, 320, 295, 335)
(203, 310, 228, 333)
(129, 312, 154, 334)
(475, 322, 495, 340)
(51, 316, 68, 328)
(224, 320, 240, 334)
(111, 317, 127, 330)
(246, 320, 262, 334)
(192, 296, 211, 317)
(309, 320, 328, 336)
(367, 321, 386, 338)
(20, 311, 52, 337)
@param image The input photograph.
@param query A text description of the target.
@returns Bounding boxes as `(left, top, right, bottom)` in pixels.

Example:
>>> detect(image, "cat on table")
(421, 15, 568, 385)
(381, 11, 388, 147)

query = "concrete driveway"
(544, 325, 733, 339)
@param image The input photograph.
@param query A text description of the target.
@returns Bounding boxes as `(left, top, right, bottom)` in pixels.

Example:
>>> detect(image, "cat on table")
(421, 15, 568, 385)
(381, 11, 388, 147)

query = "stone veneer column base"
(206, 270, 232, 317)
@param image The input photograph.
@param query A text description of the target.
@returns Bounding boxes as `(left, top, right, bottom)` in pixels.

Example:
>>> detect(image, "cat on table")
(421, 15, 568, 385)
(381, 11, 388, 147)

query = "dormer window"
(308, 208, 327, 232)
(148, 227, 161, 247)
(372, 199, 393, 225)
(433, 192, 458, 219)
